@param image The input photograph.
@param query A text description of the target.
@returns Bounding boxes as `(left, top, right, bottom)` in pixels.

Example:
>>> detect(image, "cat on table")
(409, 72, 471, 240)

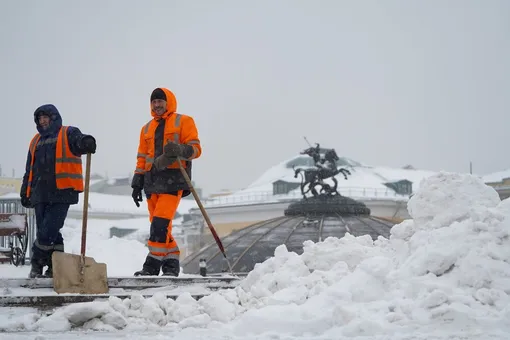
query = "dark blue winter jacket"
(20, 104, 93, 206)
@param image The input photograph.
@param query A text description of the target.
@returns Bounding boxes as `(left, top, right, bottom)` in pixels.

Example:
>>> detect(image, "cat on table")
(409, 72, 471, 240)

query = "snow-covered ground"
(1, 172, 510, 339)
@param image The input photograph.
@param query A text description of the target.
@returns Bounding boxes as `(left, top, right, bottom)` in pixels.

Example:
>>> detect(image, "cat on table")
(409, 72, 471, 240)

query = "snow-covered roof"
(368, 165, 438, 187)
(482, 168, 510, 184)
(204, 153, 438, 207)
(247, 154, 363, 189)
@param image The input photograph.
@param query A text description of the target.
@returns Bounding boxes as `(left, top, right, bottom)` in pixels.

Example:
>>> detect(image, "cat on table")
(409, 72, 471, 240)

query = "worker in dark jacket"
(20, 104, 97, 278)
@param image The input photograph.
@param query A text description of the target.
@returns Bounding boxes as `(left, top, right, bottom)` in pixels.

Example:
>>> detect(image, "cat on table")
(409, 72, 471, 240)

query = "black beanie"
(150, 88, 166, 102)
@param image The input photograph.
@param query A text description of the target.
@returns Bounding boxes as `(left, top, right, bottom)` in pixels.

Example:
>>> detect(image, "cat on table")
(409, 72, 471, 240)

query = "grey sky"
(1, 0, 509, 195)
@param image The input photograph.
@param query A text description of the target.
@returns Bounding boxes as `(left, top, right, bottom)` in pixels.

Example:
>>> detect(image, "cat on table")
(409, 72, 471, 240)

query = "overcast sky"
(1, 0, 509, 195)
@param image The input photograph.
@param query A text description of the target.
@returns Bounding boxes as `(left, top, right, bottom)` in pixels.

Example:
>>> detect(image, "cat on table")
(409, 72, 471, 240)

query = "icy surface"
(1, 172, 510, 339)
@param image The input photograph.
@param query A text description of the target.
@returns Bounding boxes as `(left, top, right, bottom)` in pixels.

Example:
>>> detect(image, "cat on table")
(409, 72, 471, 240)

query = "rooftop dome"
(182, 214, 395, 275)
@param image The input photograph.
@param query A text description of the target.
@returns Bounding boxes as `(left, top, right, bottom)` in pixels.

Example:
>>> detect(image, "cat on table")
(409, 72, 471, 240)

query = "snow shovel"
(52, 153, 109, 294)
(176, 158, 235, 276)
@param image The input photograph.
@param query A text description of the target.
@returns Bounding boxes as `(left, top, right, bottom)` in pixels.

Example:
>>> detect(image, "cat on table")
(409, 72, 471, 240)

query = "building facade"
(485, 178, 510, 200)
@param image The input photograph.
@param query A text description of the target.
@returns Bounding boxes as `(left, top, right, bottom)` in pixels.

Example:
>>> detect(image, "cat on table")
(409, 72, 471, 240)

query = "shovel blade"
(52, 251, 109, 294)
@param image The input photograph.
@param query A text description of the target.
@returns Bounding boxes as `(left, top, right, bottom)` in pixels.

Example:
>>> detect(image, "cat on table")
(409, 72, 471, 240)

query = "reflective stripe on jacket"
(135, 112, 201, 175)
(26, 126, 83, 197)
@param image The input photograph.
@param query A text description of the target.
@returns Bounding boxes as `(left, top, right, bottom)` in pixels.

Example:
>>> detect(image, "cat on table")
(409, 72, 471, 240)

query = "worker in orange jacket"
(131, 87, 201, 276)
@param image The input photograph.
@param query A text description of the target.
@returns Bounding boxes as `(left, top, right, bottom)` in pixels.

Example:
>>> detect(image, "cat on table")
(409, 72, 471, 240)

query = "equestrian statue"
(293, 139, 351, 199)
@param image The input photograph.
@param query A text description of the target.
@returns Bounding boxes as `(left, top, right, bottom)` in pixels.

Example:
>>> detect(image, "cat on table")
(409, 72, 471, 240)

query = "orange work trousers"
(146, 191, 183, 262)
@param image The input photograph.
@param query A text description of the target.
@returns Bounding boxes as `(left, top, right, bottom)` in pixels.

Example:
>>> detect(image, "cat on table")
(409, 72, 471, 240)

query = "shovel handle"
(176, 159, 234, 275)
(81, 153, 92, 257)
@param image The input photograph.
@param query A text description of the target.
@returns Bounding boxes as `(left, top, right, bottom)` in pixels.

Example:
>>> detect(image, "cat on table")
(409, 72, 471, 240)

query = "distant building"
(383, 179, 413, 196)
(89, 175, 204, 199)
(208, 189, 236, 198)
(0, 177, 22, 196)
(272, 180, 300, 195)
(89, 177, 132, 196)
(482, 169, 510, 200)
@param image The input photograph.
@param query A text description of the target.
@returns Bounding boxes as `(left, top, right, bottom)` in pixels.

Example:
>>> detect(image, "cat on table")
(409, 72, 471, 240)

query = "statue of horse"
(293, 145, 351, 199)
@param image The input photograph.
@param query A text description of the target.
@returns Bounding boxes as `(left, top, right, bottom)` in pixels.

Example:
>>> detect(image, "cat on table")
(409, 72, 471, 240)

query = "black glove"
(81, 135, 96, 154)
(163, 141, 193, 158)
(163, 141, 185, 157)
(131, 174, 144, 207)
(153, 154, 176, 171)
(132, 187, 143, 207)
(21, 195, 32, 208)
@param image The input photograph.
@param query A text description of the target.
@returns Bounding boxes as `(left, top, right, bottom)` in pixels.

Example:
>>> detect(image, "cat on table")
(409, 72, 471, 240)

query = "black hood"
(34, 104, 62, 136)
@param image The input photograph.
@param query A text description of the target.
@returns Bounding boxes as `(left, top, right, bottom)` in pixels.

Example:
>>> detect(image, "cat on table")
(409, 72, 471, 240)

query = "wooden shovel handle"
(176, 159, 233, 274)
(81, 153, 92, 257)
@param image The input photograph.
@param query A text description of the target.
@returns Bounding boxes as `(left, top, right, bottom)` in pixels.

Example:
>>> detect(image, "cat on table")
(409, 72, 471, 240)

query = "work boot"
(161, 259, 180, 277)
(134, 268, 158, 276)
(43, 265, 53, 278)
(46, 246, 63, 278)
(134, 255, 161, 276)
(28, 260, 44, 279)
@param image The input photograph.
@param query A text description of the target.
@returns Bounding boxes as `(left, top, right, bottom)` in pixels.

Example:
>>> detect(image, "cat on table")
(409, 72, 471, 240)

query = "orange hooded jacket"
(134, 88, 201, 196)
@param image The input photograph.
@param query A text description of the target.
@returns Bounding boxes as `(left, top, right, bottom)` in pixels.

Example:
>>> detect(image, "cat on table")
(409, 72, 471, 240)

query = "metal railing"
(202, 187, 409, 207)
(0, 198, 36, 261)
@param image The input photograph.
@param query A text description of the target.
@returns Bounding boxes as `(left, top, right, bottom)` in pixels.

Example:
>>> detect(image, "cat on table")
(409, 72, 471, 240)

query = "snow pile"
(3, 172, 510, 338)
(61, 218, 151, 277)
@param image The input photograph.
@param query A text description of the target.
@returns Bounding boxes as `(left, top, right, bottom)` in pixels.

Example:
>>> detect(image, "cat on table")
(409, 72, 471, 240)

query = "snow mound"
(3, 172, 510, 338)
(408, 171, 501, 226)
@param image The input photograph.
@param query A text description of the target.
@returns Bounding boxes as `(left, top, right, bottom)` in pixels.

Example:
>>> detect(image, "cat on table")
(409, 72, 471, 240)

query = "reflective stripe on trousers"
(146, 191, 183, 259)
